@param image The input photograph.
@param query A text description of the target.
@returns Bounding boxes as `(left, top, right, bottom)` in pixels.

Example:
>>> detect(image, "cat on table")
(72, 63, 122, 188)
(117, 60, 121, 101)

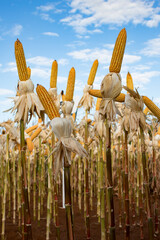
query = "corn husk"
(78, 84, 94, 111)
(99, 72, 122, 123)
(94, 111, 106, 138)
(48, 87, 60, 110)
(49, 118, 87, 178)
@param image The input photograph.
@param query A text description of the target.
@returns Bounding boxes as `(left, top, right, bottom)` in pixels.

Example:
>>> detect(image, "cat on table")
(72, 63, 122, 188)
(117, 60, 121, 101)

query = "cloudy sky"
(1, 0, 160, 122)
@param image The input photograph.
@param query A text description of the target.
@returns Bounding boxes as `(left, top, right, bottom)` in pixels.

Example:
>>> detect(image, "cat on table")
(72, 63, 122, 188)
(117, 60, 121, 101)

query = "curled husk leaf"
(99, 72, 122, 124)
(78, 84, 94, 111)
(61, 100, 74, 126)
(48, 88, 60, 110)
(50, 117, 87, 179)
(10, 79, 44, 124)
(121, 93, 146, 132)
(94, 111, 106, 138)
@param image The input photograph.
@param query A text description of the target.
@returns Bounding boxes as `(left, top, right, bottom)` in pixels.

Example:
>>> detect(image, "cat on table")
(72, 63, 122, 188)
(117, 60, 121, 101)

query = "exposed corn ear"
(126, 72, 134, 90)
(50, 60, 58, 88)
(31, 128, 42, 141)
(87, 119, 92, 124)
(15, 39, 29, 81)
(25, 124, 38, 134)
(89, 89, 102, 98)
(36, 84, 60, 120)
(109, 28, 127, 73)
(89, 89, 125, 102)
(72, 112, 76, 121)
(26, 138, 34, 152)
(87, 59, 99, 85)
(96, 98, 102, 111)
(27, 67, 31, 79)
(142, 96, 160, 120)
(65, 67, 75, 101)
(115, 93, 125, 102)
(143, 107, 149, 115)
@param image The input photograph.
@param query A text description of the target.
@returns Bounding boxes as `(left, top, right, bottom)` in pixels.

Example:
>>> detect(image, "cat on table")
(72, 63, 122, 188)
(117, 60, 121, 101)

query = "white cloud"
(0, 89, 15, 96)
(40, 13, 54, 22)
(68, 47, 141, 65)
(36, 3, 54, 12)
(27, 56, 52, 67)
(58, 58, 69, 65)
(141, 36, 160, 56)
(0, 64, 2, 67)
(42, 32, 59, 37)
(61, 0, 160, 34)
(3, 24, 23, 36)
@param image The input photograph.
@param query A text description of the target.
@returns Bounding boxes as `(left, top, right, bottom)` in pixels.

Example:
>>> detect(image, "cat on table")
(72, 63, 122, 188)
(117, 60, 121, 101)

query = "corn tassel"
(87, 59, 98, 85)
(50, 60, 58, 88)
(15, 39, 29, 81)
(109, 28, 127, 73)
(36, 84, 60, 120)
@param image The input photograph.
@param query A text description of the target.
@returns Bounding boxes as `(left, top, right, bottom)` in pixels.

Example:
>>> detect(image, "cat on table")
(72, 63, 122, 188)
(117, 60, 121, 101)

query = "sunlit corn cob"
(143, 107, 149, 115)
(65, 67, 75, 101)
(72, 112, 76, 121)
(126, 72, 134, 90)
(87, 119, 92, 124)
(89, 89, 125, 102)
(87, 59, 98, 85)
(109, 28, 127, 73)
(36, 84, 60, 120)
(15, 39, 29, 81)
(61, 90, 65, 101)
(25, 119, 42, 134)
(27, 66, 31, 78)
(50, 60, 58, 88)
(96, 98, 102, 111)
(142, 96, 160, 120)
(31, 128, 42, 141)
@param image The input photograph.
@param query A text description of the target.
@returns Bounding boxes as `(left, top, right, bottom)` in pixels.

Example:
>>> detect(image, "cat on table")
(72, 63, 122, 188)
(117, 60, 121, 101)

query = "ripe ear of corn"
(89, 89, 102, 98)
(25, 124, 38, 134)
(30, 128, 42, 141)
(143, 107, 149, 115)
(89, 89, 125, 102)
(36, 84, 60, 120)
(15, 39, 29, 81)
(87, 59, 99, 85)
(27, 67, 31, 78)
(26, 138, 34, 152)
(96, 98, 102, 111)
(126, 72, 134, 90)
(50, 60, 58, 88)
(109, 28, 127, 73)
(142, 96, 160, 120)
(65, 67, 75, 101)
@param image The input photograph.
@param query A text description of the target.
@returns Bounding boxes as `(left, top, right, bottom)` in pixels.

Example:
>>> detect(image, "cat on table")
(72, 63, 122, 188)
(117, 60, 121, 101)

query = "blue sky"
(1, 0, 160, 123)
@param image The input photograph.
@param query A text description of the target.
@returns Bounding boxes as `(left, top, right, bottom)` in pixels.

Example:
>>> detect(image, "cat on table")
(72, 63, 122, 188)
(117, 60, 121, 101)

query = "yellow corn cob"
(30, 128, 42, 141)
(25, 124, 38, 134)
(87, 119, 92, 124)
(126, 72, 134, 90)
(91, 121, 95, 126)
(96, 98, 102, 111)
(142, 96, 160, 120)
(36, 84, 60, 120)
(50, 60, 58, 88)
(109, 28, 127, 73)
(27, 66, 31, 78)
(89, 89, 125, 102)
(26, 138, 34, 152)
(87, 59, 99, 85)
(143, 107, 149, 115)
(72, 112, 76, 121)
(65, 67, 75, 101)
(15, 39, 29, 81)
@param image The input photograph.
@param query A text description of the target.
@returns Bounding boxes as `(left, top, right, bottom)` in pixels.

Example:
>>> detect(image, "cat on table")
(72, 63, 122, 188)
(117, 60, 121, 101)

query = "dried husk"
(48, 87, 60, 110)
(78, 84, 94, 111)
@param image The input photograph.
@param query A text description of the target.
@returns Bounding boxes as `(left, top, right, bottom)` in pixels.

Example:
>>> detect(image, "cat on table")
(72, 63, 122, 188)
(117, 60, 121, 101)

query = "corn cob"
(109, 28, 127, 73)
(36, 84, 60, 120)
(27, 67, 31, 79)
(87, 119, 92, 124)
(96, 98, 102, 111)
(126, 72, 134, 90)
(50, 60, 58, 88)
(15, 39, 29, 81)
(87, 59, 99, 85)
(142, 96, 160, 120)
(143, 107, 149, 115)
(89, 89, 125, 102)
(25, 119, 42, 134)
(26, 138, 34, 152)
(72, 112, 76, 121)
(30, 128, 42, 141)
(65, 67, 75, 101)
